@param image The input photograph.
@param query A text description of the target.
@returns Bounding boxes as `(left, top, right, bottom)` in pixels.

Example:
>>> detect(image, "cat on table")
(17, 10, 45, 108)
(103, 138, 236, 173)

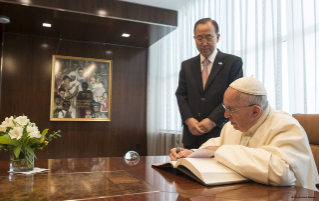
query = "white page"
(181, 158, 249, 184)
(187, 149, 215, 158)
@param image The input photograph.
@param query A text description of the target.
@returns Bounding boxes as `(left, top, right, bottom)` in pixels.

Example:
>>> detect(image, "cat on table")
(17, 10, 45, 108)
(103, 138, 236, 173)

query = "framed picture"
(50, 55, 112, 121)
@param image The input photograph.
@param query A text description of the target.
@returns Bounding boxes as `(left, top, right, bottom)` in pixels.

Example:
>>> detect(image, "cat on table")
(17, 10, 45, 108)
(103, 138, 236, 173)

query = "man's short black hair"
(85, 106, 92, 111)
(58, 87, 66, 92)
(63, 100, 70, 106)
(54, 95, 61, 99)
(62, 75, 71, 81)
(194, 18, 219, 35)
(82, 82, 88, 88)
(78, 67, 84, 71)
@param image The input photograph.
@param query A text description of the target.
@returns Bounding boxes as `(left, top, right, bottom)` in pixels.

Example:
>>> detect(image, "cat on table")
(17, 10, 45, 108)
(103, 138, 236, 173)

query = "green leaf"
(25, 145, 37, 159)
(13, 144, 22, 158)
(23, 126, 27, 134)
(22, 132, 29, 142)
(0, 134, 18, 146)
(41, 129, 49, 138)
(29, 139, 40, 146)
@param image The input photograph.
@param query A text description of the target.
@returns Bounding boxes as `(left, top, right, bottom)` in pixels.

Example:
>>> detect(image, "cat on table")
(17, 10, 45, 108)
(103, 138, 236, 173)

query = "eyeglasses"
(222, 103, 256, 115)
(195, 36, 216, 43)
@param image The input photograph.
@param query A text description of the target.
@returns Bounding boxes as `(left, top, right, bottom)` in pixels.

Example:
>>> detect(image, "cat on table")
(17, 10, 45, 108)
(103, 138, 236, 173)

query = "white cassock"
(200, 105, 319, 191)
(68, 72, 81, 117)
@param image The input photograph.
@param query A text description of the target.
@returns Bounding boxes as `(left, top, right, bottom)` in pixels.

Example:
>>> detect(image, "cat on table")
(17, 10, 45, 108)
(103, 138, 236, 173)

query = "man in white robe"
(170, 77, 319, 191)
(68, 72, 81, 117)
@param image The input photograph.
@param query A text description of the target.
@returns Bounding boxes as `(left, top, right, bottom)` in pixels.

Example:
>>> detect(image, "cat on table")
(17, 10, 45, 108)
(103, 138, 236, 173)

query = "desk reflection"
(49, 158, 111, 173)
(1, 171, 156, 200)
(153, 168, 315, 201)
(0, 156, 317, 201)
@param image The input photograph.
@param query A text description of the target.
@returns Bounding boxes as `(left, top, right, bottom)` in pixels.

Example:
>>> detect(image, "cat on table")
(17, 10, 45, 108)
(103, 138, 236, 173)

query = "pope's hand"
(169, 148, 193, 161)
(186, 118, 205, 136)
(198, 118, 215, 133)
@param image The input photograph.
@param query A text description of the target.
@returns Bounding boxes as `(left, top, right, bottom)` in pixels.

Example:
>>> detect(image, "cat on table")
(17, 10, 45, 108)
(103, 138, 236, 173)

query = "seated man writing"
(170, 77, 319, 191)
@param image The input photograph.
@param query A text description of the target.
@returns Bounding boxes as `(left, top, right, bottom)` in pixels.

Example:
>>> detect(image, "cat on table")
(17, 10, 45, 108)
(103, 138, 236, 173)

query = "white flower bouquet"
(0, 115, 61, 171)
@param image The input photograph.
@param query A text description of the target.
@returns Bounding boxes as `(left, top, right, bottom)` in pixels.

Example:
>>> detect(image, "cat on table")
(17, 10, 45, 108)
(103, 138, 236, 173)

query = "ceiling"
(0, 1, 177, 48)
(119, 0, 193, 11)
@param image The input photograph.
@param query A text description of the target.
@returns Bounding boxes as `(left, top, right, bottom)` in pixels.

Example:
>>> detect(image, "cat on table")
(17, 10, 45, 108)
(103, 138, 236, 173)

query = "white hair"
(239, 93, 268, 111)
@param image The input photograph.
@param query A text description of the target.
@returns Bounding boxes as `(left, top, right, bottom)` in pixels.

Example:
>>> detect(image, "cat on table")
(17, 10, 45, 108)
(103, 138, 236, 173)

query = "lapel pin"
(218, 62, 223, 65)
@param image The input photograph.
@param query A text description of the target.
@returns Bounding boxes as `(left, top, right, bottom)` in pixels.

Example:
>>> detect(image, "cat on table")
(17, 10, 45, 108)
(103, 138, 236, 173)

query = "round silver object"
(0, 16, 10, 24)
(124, 151, 140, 166)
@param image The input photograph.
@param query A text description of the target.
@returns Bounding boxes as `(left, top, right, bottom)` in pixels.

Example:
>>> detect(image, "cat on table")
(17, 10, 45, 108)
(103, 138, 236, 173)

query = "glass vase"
(10, 150, 34, 172)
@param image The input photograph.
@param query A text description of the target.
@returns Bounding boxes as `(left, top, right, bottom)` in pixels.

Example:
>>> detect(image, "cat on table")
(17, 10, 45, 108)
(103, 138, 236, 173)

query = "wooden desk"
(0, 156, 318, 200)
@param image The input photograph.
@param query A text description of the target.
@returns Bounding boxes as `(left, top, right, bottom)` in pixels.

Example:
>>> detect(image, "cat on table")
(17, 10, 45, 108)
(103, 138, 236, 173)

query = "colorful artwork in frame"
(50, 55, 112, 121)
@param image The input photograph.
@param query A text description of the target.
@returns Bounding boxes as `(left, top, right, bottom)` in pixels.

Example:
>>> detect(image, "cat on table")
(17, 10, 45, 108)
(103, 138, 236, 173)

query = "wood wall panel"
(0, 0, 178, 26)
(0, 33, 147, 160)
(0, 25, 3, 106)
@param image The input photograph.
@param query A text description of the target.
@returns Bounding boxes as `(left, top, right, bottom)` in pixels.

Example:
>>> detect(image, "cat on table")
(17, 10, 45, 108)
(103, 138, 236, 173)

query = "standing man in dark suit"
(176, 18, 243, 149)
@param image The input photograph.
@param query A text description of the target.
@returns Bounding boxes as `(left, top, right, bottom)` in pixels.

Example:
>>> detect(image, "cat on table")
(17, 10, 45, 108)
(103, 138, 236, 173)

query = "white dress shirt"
(200, 48, 218, 75)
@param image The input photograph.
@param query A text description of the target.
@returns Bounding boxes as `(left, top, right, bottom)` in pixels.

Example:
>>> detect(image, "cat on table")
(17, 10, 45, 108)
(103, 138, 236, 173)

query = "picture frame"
(50, 55, 112, 121)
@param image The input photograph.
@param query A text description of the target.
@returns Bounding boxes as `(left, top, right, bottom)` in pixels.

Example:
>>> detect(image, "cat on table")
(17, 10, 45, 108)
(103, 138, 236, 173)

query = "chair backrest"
(293, 114, 319, 144)
(293, 114, 319, 175)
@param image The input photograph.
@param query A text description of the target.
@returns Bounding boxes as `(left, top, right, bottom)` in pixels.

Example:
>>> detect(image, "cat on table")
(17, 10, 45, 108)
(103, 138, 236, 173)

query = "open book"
(152, 157, 250, 186)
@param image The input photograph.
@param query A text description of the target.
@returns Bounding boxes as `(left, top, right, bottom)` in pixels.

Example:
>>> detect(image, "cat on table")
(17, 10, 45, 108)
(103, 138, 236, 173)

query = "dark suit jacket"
(176, 50, 243, 146)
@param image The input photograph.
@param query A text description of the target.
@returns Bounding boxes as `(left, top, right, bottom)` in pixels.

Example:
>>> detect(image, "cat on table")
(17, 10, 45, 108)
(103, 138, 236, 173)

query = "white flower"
(27, 125, 38, 133)
(2, 116, 14, 128)
(8, 127, 23, 140)
(15, 116, 30, 127)
(0, 125, 6, 132)
(28, 132, 41, 138)
(27, 126, 41, 138)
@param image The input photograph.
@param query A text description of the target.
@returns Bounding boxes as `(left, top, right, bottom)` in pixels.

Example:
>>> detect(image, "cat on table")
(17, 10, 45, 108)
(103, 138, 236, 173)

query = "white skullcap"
(230, 77, 267, 95)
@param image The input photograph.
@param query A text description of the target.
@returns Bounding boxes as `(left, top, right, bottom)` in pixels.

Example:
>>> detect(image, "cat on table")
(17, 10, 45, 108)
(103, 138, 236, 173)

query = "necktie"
(202, 58, 209, 89)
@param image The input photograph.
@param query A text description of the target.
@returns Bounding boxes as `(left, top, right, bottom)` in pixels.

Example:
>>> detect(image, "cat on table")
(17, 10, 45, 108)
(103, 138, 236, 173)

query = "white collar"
(200, 48, 218, 63)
